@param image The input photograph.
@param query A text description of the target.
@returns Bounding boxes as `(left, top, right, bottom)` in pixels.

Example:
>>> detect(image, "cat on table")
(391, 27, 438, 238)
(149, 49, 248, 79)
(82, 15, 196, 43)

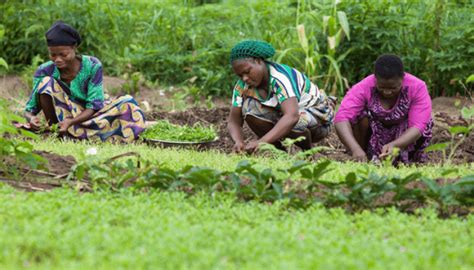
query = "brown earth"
(144, 99, 474, 164)
(0, 151, 76, 191)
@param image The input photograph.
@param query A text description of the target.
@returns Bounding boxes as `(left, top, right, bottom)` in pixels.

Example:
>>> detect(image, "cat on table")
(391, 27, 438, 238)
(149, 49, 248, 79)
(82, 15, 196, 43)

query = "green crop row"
(66, 152, 473, 216)
(0, 0, 472, 97)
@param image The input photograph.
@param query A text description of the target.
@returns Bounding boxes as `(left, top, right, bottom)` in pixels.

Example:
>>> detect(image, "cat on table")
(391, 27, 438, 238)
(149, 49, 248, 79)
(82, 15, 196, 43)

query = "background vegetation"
(1, 0, 472, 97)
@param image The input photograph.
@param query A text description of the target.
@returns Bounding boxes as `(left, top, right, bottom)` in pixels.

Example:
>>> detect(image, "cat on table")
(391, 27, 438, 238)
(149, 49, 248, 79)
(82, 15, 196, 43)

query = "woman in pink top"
(335, 54, 433, 164)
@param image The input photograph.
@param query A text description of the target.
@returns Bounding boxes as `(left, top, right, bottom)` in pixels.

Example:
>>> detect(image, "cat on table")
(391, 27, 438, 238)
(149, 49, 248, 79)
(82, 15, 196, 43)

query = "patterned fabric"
(241, 97, 331, 137)
(230, 40, 275, 63)
(26, 55, 104, 114)
(365, 86, 433, 164)
(232, 61, 335, 125)
(35, 76, 145, 142)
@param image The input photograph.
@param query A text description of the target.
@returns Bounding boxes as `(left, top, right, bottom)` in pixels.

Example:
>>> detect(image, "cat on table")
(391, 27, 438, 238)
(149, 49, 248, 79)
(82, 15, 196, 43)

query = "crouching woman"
(227, 40, 335, 154)
(24, 21, 146, 142)
(334, 54, 433, 164)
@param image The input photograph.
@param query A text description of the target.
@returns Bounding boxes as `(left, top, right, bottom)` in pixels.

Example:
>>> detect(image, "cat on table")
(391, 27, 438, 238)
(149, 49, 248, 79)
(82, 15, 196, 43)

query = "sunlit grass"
(0, 186, 472, 269)
(31, 137, 473, 180)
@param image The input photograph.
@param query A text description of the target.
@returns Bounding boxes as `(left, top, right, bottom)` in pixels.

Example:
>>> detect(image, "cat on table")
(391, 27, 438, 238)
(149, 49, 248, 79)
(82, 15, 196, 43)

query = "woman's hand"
(352, 149, 368, 162)
(380, 142, 396, 159)
(244, 140, 260, 154)
(24, 112, 41, 131)
(232, 141, 245, 153)
(59, 118, 74, 133)
(28, 115, 41, 131)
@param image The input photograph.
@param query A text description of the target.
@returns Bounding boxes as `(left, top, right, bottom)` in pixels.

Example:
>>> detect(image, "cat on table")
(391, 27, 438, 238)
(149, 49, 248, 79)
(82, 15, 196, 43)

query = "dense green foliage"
(1, 0, 472, 97)
(1, 186, 473, 269)
(67, 152, 474, 214)
(0, 100, 45, 174)
(142, 120, 217, 142)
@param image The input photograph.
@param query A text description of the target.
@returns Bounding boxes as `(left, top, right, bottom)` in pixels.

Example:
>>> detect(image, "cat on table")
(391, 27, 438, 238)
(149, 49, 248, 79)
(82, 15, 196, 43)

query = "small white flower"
(86, 147, 98, 155)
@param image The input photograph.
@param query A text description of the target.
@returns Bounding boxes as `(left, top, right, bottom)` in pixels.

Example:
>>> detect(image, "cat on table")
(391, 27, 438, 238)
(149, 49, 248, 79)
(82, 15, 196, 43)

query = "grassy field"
(1, 185, 473, 270)
(0, 135, 471, 270)
(31, 138, 474, 179)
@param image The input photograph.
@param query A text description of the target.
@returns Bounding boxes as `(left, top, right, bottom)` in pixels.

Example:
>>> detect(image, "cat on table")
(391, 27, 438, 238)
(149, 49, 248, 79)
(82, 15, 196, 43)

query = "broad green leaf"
(455, 175, 474, 186)
(441, 169, 459, 177)
(337, 11, 350, 40)
(24, 24, 44, 38)
(466, 74, 474, 83)
(345, 172, 357, 187)
(0, 58, 8, 70)
(461, 106, 474, 119)
(296, 24, 309, 53)
(0, 24, 4, 40)
(327, 16, 337, 36)
(448, 126, 469, 135)
(425, 143, 449, 152)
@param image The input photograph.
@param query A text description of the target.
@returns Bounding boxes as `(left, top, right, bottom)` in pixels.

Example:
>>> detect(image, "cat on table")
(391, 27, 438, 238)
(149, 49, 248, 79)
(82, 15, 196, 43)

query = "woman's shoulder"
(82, 55, 103, 67)
(268, 61, 307, 83)
(33, 61, 55, 77)
(402, 72, 426, 88)
(268, 62, 299, 75)
(350, 74, 376, 92)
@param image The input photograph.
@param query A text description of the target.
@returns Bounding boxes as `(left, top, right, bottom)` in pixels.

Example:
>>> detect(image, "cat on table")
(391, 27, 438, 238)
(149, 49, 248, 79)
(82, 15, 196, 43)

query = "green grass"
(0, 185, 473, 270)
(31, 138, 474, 180)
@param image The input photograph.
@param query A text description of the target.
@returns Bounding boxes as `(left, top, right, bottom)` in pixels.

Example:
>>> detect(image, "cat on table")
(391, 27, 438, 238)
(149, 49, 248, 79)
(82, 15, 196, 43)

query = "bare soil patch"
(145, 97, 473, 163)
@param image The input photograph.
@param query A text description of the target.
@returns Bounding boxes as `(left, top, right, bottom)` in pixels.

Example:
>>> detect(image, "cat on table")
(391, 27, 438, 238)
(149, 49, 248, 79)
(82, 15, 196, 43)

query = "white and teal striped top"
(232, 62, 322, 109)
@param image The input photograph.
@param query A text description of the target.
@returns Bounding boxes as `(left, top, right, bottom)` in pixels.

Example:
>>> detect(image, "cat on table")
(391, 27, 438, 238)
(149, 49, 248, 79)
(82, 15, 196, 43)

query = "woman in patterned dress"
(334, 54, 433, 164)
(24, 21, 146, 142)
(227, 40, 335, 154)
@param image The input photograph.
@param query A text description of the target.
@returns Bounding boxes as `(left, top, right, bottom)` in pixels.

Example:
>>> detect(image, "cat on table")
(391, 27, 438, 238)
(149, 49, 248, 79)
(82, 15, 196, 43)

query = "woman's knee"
(309, 125, 330, 142)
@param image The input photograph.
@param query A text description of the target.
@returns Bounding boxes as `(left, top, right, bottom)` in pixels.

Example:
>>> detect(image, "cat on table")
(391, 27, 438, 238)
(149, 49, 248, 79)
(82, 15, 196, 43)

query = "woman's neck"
(60, 56, 81, 74)
(258, 63, 270, 90)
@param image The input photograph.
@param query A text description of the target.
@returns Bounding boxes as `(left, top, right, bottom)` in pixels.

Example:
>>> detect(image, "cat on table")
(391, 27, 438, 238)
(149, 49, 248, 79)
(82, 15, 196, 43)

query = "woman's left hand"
(59, 118, 73, 133)
(245, 140, 261, 154)
(380, 142, 396, 158)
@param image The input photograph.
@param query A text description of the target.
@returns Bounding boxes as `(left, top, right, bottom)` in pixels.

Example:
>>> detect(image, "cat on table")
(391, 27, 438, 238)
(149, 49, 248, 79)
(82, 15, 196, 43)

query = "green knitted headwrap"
(230, 40, 275, 63)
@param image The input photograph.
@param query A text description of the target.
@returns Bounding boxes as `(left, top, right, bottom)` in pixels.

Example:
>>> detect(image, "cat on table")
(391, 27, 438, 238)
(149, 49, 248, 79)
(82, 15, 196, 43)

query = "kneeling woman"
(227, 40, 335, 153)
(334, 54, 433, 163)
(24, 21, 145, 142)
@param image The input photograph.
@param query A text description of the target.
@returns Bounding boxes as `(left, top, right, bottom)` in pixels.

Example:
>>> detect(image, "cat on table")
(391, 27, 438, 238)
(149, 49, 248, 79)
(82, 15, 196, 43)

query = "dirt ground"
(144, 100, 474, 164)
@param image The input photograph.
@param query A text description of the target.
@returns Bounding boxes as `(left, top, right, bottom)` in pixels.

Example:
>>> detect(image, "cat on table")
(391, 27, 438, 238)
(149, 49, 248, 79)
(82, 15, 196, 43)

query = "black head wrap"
(45, 20, 81, 46)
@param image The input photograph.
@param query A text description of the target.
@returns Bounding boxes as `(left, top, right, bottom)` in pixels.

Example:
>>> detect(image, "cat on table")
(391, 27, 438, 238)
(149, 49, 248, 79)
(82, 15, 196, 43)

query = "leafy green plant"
(425, 106, 473, 164)
(258, 136, 331, 161)
(141, 120, 217, 142)
(1, 1, 471, 98)
(0, 24, 8, 74)
(20, 55, 43, 89)
(64, 150, 474, 216)
(122, 71, 144, 95)
(0, 99, 46, 176)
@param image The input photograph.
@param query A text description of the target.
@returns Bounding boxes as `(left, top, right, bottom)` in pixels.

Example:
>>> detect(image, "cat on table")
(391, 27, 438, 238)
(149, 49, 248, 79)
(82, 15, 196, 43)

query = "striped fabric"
(232, 61, 321, 109)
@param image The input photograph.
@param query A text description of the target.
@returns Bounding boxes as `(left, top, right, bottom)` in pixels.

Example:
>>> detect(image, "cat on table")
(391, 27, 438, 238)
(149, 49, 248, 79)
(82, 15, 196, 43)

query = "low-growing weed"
(425, 106, 474, 164)
(65, 151, 474, 215)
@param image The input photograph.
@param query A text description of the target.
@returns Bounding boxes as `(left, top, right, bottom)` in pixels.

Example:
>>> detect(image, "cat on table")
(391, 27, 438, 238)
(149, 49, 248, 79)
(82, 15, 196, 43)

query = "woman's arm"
(380, 127, 421, 157)
(59, 108, 95, 133)
(227, 106, 245, 152)
(335, 121, 367, 161)
(258, 97, 299, 144)
(24, 111, 41, 130)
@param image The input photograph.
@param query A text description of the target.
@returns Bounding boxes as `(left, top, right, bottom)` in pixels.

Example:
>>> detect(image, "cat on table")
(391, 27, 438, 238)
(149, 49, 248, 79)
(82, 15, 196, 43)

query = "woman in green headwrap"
(228, 40, 335, 154)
